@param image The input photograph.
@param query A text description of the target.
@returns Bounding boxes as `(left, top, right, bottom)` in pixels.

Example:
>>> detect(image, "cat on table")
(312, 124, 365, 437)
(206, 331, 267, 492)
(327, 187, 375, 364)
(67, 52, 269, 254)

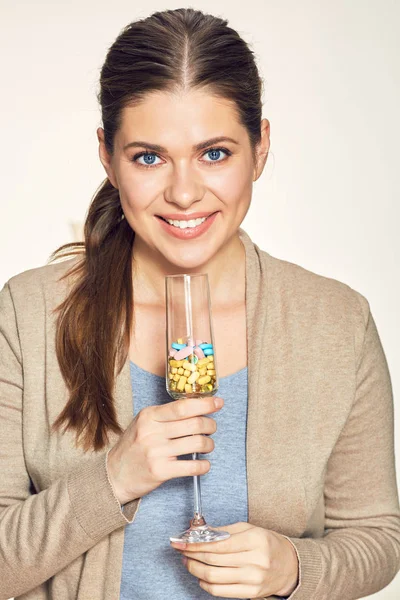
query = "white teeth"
(166, 216, 207, 229)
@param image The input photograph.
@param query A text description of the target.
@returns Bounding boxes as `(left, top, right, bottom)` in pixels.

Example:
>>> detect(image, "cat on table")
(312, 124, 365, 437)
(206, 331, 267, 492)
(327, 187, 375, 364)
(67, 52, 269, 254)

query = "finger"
(198, 580, 260, 598)
(181, 550, 252, 567)
(167, 434, 214, 457)
(166, 457, 211, 478)
(173, 524, 255, 553)
(186, 559, 259, 587)
(154, 396, 223, 423)
(213, 522, 253, 534)
(165, 415, 217, 439)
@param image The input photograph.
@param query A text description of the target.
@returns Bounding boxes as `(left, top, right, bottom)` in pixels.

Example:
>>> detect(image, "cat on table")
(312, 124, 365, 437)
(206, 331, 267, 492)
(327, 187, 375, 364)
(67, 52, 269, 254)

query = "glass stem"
(191, 452, 205, 526)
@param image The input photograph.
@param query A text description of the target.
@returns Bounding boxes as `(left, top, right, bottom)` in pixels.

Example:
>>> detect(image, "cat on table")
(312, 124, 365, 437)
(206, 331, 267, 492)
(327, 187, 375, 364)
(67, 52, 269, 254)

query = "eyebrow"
(122, 136, 239, 153)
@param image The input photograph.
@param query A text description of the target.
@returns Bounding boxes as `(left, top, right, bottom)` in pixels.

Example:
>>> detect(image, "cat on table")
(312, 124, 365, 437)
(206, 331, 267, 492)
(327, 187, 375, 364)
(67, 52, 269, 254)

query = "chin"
(163, 246, 216, 272)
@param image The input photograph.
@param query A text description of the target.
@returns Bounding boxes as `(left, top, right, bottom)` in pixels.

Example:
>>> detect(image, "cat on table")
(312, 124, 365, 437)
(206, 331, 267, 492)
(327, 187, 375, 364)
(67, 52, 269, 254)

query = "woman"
(0, 7, 399, 600)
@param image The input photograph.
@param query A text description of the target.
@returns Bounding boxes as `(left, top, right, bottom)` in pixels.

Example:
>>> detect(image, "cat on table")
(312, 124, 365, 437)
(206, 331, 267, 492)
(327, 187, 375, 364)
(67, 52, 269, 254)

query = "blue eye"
(135, 152, 162, 167)
(202, 147, 231, 164)
(131, 146, 232, 169)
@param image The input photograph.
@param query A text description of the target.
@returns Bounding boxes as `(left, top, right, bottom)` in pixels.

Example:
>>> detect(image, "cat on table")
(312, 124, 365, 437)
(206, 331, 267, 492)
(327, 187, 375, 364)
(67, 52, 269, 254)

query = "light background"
(1, 0, 399, 597)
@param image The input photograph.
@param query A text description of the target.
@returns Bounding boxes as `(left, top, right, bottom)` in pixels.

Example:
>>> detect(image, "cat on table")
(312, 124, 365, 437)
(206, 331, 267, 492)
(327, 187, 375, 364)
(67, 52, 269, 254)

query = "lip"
(156, 211, 217, 220)
(156, 211, 219, 240)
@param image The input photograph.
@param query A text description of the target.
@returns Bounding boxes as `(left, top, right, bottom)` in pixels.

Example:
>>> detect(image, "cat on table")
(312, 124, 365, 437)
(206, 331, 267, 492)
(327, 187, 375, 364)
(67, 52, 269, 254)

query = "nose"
(164, 163, 205, 209)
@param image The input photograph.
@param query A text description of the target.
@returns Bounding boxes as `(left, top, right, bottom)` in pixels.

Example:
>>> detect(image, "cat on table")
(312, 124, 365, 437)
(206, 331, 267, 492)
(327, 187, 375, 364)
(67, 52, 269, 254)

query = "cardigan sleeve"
(0, 282, 140, 599)
(276, 292, 400, 600)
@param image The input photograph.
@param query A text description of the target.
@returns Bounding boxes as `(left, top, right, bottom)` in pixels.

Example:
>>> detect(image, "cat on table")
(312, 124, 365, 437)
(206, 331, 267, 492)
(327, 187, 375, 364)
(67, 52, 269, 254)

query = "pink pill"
(174, 345, 194, 360)
(195, 339, 203, 346)
(194, 346, 205, 359)
(169, 348, 177, 358)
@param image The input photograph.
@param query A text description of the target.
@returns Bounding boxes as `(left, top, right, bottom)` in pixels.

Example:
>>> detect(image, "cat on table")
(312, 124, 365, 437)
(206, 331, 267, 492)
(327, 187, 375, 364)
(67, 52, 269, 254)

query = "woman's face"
(98, 88, 270, 270)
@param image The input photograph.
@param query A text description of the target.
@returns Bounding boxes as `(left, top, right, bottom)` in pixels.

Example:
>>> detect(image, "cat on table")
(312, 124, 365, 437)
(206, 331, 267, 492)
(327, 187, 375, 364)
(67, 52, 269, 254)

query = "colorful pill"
(184, 369, 190, 377)
(177, 367, 184, 375)
(177, 338, 184, 344)
(177, 375, 187, 391)
(169, 359, 184, 368)
(197, 357, 209, 367)
(207, 362, 215, 370)
(182, 361, 197, 372)
(172, 342, 186, 350)
(204, 348, 214, 356)
(194, 346, 205, 359)
(185, 383, 192, 393)
(199, 343, 213, 350)
(198, 375, 211, 385)
(174, 346, 194, 360)
(207, 370, 216, 376)
(169, 348, 177, 358)
(173, 373, 180, 382)
(187, 371, 200, 384)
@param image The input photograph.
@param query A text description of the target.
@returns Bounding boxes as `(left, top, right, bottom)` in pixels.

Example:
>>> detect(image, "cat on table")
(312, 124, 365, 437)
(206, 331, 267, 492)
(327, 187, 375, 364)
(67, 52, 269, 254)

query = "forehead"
(118, 89, 244, 148)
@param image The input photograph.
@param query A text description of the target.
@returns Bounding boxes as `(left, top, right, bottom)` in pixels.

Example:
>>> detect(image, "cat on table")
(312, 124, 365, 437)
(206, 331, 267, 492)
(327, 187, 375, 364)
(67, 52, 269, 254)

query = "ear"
(97, 127, 119, 189)
(253, 118, 270, 182)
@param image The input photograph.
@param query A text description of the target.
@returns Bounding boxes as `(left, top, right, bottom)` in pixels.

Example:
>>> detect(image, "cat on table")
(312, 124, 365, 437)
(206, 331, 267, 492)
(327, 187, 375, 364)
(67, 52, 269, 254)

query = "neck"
(131, 231, 245, 308)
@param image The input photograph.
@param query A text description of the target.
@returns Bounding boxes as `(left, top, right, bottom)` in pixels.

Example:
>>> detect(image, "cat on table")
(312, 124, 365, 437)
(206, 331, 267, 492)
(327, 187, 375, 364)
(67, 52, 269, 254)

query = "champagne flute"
(165, 273, 230, 543)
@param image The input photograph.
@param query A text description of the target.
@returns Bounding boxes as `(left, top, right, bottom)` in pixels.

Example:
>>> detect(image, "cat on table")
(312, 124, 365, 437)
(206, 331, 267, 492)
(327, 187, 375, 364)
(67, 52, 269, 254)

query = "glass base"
(170, 523, 230, 544)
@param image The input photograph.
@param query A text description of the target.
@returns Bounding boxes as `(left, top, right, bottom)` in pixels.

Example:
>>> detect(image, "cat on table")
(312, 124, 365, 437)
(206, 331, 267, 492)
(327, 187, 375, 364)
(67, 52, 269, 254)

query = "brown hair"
(50, 7, 264, 452)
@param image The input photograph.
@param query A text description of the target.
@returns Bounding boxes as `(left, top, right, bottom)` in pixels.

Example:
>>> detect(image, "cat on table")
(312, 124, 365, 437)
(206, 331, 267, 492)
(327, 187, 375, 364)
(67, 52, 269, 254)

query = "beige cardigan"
(0, 228, 399, 600)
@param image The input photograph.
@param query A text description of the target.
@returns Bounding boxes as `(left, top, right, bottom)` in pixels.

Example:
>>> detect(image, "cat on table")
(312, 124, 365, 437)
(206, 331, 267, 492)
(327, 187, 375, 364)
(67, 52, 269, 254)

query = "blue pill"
(199, 343, 213, 350)
(203, 348, 214, 356)
(172, 343, 186, 350)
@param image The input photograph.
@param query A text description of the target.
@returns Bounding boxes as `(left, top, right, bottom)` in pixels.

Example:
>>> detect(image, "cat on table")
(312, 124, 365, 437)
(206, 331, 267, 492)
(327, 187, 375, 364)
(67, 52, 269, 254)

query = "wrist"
(276, 536, 300, 597)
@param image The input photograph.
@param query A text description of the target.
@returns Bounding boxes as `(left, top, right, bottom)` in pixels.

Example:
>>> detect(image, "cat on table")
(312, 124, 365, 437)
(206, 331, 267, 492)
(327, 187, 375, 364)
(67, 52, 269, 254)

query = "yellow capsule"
(171, 367, 178, 374)
(207, 369, 216, 376)
(187, 371, 199, 384)
(178, 367, 184, 375)
(205, 383, 213, 391)
(177, 375, 187, 391)
(169, 359, 179, 367)
(198, 375, 211, 385)
(199, 367, 207, 376)
(168, 372, 173, 380)
(183, 369, 190, 377)
(177, 338, 184, 344)
(207, 356, 214, 362)
(170, 380, 177, 390)
(182, 361, 196, 372)
(197, 358, 209, 367)
(173, 373, 180, 382)
(207, 362, 215, 370)
(184, 383, 192, 393)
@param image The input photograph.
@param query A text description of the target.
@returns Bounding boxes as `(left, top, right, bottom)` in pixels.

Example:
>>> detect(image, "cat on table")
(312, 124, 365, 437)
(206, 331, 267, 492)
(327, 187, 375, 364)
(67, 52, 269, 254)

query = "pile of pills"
(167, 337, 217, 395)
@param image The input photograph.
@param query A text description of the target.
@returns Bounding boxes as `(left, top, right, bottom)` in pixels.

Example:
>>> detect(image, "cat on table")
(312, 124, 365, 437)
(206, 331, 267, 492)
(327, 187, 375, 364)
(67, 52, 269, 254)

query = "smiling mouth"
(156, 212, 217, 230)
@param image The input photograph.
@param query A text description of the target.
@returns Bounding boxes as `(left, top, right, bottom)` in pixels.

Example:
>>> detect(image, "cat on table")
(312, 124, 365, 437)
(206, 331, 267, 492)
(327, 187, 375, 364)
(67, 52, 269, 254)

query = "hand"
(106, 395, 224, 505)
(171, 522, 299, 598)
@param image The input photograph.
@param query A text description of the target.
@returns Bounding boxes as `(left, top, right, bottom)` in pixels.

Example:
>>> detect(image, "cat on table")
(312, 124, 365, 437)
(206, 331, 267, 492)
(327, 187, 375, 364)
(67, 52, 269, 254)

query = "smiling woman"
(0, 6, 399, 600)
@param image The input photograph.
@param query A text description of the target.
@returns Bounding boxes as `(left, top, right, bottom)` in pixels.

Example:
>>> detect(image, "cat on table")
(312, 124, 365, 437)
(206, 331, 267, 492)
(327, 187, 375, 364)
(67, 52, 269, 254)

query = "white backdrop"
(1, 0, 399, 597)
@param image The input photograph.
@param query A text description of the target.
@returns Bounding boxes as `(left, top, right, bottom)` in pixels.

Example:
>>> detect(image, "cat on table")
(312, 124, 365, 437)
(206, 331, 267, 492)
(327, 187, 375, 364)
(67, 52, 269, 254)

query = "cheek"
(118, 172, 158, 215)
(214, 167, 253, 214)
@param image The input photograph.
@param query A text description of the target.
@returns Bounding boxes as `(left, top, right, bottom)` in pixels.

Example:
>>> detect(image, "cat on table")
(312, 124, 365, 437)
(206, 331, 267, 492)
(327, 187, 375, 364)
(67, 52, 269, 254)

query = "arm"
(0, 282, 140, 599)
(280, 292, 400, 599)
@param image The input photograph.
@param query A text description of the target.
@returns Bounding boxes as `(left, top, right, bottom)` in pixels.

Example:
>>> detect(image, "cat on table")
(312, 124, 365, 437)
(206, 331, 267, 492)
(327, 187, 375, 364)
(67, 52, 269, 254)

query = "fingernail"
(214, 397, 223, 408)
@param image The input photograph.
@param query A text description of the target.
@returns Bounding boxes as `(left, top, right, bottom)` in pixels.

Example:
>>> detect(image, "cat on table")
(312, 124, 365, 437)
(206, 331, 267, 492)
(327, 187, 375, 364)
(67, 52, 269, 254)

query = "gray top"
(120, 360, 249, 600)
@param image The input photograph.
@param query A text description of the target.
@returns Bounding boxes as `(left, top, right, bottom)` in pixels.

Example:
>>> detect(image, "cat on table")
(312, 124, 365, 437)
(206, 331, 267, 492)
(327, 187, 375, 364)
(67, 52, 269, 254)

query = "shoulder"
(254, 243, 370, 358)
(3, 255, 83, 316)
